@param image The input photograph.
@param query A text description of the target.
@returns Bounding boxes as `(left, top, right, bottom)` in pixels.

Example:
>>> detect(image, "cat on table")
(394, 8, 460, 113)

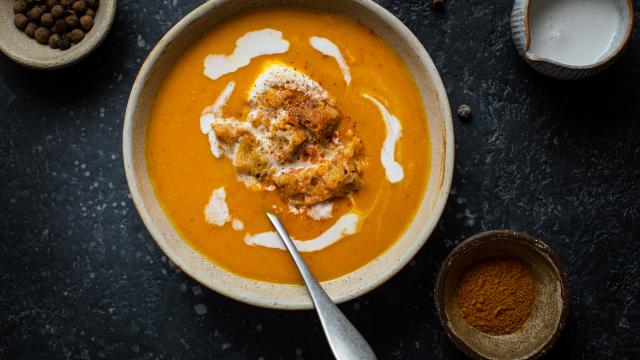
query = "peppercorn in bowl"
(0, 0, 116, 70)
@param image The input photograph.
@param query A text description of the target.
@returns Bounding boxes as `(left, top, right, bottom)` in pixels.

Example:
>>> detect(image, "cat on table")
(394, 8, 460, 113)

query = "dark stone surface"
(1, 0, 639, 358)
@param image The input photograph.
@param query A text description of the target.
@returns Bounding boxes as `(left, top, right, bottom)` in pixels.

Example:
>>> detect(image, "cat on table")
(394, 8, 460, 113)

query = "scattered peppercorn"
(432, 0, 444, 11)
(79, 15, 93, 31)
(457, 104, 472, 120)
(25, 22, 37, 38)
(12, 0, 99, 50)
(49, 33, 61, 49)
(14, 0, 28, 14)
(14, 13, 29, 29)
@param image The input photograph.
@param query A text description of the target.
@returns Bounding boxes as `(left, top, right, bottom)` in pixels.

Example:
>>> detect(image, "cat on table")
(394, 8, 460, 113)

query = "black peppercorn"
(49, 33, 61, 49)
(24, 22, 37, 38)
(71, 0, 87, 13)
(14, 0, 28, 14)
(51, 19, 67, 34)
(65, 14, 78, 27)
(69, 28, 84, 43)
(13, 0, 99, 51)
(432, 0, 444, 11)
(28, 6, 44, 22)
(40, 12, 54, 27)
(457, 104, 472, 120)
(51, 4, 64, 18)
(34, 27, 51, 44)
(58, 37, 71, 50)
(79, 15, 93, 30)
(14, 13, 29, 29)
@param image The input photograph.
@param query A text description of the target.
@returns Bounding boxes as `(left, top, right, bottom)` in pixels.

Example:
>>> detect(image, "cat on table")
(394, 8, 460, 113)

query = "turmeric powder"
(456, 256, 536, 335)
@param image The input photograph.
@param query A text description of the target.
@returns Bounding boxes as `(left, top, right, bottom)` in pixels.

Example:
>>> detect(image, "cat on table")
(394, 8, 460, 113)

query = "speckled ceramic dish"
(123, 0, 454, 309)
(511, 0, 633, 80)
(435, 230, 570, 360)
(0, 0, 117, 70)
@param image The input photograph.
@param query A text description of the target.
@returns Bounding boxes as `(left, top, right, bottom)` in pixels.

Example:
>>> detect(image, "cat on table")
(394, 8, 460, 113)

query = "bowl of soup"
(123, 0, 454, 309)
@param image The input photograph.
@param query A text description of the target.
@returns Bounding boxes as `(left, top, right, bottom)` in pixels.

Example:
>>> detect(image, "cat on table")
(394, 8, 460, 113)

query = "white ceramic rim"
(123, 0, 454, 310)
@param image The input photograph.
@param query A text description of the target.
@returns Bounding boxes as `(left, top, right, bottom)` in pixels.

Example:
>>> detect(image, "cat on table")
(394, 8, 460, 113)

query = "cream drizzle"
(362, 94, 404, 183)
(204, 187, 230, 226)
(309, 36, 351, 85)
(232, 219, 245, 231)
(243, 212, 360, 252)
(307, 201, 334, 220)
(204, 29, 290, 80)
(200, 81, 236, 158)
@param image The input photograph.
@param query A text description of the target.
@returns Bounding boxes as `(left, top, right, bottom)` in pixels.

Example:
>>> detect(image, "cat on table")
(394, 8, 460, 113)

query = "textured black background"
(1, 0, 639, 359)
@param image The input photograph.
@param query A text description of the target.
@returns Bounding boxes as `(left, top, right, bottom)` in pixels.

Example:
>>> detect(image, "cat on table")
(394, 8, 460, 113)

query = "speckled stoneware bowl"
(0, 0, 116, 70)
(123, 0, 454, 309)
(435, 230, 570, 360)
(511, 0, 634, 80)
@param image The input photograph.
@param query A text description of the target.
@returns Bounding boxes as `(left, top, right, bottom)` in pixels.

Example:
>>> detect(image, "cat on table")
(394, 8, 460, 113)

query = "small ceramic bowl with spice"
(435, 230, 570, 360)
(0, 0, 117, 70)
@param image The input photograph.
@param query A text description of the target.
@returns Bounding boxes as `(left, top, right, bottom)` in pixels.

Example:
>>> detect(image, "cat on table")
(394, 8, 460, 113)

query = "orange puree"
(146, 9, 430, 284)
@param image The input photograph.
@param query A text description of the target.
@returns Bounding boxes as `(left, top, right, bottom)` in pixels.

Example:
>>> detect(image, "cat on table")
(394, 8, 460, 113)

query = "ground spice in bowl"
(455, 256, 536, 335)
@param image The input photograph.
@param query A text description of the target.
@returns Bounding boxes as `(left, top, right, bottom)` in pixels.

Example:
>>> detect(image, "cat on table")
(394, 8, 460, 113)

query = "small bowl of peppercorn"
(0, 0, 116, 70)
(435, 230, 570, 360)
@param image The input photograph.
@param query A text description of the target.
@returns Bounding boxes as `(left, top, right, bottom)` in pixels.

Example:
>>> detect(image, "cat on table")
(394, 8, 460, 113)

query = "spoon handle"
(266, 212, 377, 360)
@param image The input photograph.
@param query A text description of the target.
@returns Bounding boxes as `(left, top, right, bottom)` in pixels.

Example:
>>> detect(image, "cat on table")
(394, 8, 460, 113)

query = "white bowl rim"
(123, 0, 455, 310)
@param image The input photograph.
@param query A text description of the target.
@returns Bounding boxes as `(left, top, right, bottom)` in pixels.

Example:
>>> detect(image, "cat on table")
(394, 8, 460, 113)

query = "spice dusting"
(456, 256, 536, 335)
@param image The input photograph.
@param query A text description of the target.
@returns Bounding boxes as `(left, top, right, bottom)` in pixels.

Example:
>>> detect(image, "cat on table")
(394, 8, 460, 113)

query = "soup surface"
(146, 9, 431, 284)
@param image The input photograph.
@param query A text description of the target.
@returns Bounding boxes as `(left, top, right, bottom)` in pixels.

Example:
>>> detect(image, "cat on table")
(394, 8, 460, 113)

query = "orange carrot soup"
(146, 9, 430, 284)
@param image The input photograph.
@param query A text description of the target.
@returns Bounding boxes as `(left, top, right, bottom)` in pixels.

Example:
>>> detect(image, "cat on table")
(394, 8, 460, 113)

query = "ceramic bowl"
(435, 230, 570, 360)
(0, 0, 117, 70)
(123, 0, 454, 309)
(511, 0, 634, 80)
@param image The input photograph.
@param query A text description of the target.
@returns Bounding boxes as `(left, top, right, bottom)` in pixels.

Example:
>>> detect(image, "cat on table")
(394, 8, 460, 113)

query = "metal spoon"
(266, 212, 377, 360)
